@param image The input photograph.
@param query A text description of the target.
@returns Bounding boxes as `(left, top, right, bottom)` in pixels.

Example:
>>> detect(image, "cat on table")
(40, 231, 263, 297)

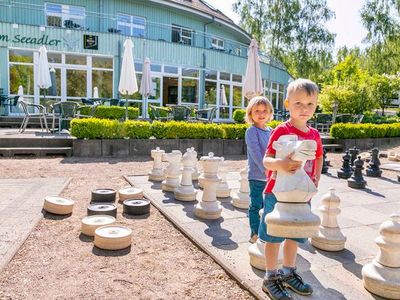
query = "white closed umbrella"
(93, 86, 99, 98)
(140, 57, 153, 119)
(220, 85, 228, 106)
(17, 85, 24, 102)
(118, 39, 138, 120)
(37, 46, 52, 104)
(243, 39, 263, 101)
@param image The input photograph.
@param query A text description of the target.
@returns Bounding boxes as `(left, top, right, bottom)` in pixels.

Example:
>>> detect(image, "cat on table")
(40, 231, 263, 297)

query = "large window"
(117, 14, 146, 38)
(172, 24, 193, 45)
(181, 68, 199, 104)
(45, 3, 85, 29)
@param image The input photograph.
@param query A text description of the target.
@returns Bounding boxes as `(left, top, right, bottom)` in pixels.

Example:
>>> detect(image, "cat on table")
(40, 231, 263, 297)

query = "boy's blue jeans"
(248, 180, 266, 237)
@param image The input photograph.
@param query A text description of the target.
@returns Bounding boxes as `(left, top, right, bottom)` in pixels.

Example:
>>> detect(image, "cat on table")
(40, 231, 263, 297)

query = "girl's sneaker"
(249, 234, 258, 243)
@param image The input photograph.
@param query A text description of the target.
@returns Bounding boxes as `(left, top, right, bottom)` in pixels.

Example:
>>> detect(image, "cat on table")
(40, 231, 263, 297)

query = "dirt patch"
(0, 156, 253, 300)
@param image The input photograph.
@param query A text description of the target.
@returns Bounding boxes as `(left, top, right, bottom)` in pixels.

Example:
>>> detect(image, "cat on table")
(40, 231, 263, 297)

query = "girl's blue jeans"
(248, 180, 266, 237)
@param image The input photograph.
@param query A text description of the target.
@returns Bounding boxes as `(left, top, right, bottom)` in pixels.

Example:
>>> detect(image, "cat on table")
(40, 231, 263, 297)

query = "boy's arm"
(263, 153, 302, 174)
(315, 156, 323, 187)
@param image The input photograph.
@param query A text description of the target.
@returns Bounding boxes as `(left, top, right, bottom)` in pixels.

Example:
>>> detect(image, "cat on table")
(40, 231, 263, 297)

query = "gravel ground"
(0, 156, 253, 300)
(0, 142, 399, 300)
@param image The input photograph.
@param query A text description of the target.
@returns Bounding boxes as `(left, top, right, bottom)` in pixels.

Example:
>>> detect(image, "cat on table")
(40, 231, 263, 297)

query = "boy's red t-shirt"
(264, 121, 323, 194)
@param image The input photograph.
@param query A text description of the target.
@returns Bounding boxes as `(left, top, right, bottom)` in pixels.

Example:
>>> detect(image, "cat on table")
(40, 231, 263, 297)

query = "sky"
(206, 0, 368, 50)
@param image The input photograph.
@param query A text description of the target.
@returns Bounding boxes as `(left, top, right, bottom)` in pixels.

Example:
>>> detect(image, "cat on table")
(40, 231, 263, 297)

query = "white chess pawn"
(248, 209, 283, 270)
(174, 149, 197, 201)
(217, 157, 231, 199)
(161, 150, 182, 192)
(148, 147, 165, 181)
(362, 214, 400, 299)
(194, 152, 223, 219)
(190, 147, 200, 180)
(311, 188, 346, 251)
(266, 135, 320, 238)
(231, 167, 250, 209)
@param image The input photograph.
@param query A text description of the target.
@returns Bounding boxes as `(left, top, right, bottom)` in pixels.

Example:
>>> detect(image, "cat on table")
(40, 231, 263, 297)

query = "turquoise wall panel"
(0, 46, 8, 93)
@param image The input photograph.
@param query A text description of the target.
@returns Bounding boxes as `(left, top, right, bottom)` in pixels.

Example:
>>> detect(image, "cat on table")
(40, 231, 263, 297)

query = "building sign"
(0, 34, 61, 46)
(83, 34, 98, 50)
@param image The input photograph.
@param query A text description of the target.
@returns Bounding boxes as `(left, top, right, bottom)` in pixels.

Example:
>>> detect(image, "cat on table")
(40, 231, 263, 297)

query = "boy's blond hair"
(286, 78, 319, 99)
(245, 96, 274, 124)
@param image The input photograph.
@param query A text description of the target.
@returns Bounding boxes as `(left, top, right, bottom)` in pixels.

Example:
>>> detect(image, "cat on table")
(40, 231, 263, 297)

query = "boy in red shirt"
(259, 79, 323, 300)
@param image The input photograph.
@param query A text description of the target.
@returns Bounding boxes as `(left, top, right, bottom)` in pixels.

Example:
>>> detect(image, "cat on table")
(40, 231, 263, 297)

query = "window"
(212, 37, 224, 50)
(45, 3, 85, 29)
(117, 14, 146, 38)
(171, 24, 193, 45)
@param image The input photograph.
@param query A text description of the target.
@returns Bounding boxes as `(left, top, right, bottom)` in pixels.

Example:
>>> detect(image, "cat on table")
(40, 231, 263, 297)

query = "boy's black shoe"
(281, 268, 313, 296)
(262, 274, 292, 300)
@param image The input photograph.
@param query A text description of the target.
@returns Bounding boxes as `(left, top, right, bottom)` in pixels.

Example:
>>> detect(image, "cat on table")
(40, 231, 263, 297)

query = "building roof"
(169, 0, 234, 24)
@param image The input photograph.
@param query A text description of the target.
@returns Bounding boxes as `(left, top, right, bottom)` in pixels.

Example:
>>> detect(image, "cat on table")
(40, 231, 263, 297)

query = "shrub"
(70, 118, 123, 139)
(220, 124, 248, 139)
(124, 121, 152, 139)
(233, 109, 246, 123)
(94, 105, 139, 120)
(268, 120, 282, 129)
(330, 123, 400, 139)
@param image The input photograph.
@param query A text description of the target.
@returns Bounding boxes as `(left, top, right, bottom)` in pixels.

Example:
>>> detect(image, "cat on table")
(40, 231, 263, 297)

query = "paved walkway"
(0, 177, 71, 272)
(126, 169, 399, 300)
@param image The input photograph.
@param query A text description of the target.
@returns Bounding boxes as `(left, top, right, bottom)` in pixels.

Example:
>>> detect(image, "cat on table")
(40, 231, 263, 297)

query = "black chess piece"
(397, 174, 400, 182)
(366, 148, 382, 177)
(337, 151, 353, 179)
(349, 146, 360, 166)
(348, 156, 366, 189)
(322, 148, 329, 174)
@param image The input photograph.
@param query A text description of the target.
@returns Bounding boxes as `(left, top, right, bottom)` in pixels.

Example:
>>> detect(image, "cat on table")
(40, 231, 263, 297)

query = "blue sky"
(207, 0, 368, 50)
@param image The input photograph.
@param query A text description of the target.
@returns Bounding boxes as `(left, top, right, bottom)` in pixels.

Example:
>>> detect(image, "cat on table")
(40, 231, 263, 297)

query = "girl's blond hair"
(245, 96, 274, 124)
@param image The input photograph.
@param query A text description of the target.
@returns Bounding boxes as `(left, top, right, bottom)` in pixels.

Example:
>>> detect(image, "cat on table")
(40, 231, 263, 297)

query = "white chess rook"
(362, 214, 400, 299)
(311, 188, 346, 251)
(174, 148, 197, 201)
(149, 147, 165, 181)
(194, 152, 223, 219)
(217, 157, 231, 199)
(231, 167, 250, 209)
(161, 150, 182, 192)
(266, 135, 321, 238)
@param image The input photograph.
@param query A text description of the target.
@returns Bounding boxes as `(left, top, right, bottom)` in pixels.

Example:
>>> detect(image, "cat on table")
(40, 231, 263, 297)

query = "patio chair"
(313, 113, 332, 134)
(0, 95, 19, 116)
(18, 100, 49, 133)
(190, 107, 217, 123)
(50, 101, 91, 132)
(170, 105, 192, 121)
(149, 105, 173, 121)
(335, 114, 353, 123)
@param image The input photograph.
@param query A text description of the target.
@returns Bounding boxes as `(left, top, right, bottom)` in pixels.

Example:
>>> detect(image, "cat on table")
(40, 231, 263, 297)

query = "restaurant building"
(0, 0, 291, 121)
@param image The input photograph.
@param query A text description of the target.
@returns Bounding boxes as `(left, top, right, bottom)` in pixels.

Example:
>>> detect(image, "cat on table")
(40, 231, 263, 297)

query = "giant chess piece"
(231, 167, 250, 209)
(349, 146, 360, 166)
(216, 157, 231, 199)
(248, 209, 283, 270)
(362, 214, 400, 299)
(266, 135, 320, 238)
(348, 156, 366, 189)
(194, 152, 223, 219)
(321, 148, 329, 174)
(174, 149, 197, 201)
(148, 147, 165, 181)
(161, 150, 182, 192)
(311, 188, 346, 251)
(366, 148, 382, 177)
(190, 147, 200, 181)
(337, 151, 353, 179)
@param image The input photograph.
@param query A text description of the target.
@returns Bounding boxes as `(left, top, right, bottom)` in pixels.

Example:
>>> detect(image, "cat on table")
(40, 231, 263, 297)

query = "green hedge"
(80, 105, 140, 120)
(71, 118, 282, 139)
(330, 123, 400, 139)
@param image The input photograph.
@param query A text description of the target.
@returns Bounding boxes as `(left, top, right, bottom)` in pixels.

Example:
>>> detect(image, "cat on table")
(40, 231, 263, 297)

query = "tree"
(367, 74, 400, 114)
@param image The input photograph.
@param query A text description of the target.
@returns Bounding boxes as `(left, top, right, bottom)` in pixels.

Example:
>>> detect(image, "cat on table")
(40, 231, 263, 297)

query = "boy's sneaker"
(281, 268, 313, 296)
(262, 273, 292, 300)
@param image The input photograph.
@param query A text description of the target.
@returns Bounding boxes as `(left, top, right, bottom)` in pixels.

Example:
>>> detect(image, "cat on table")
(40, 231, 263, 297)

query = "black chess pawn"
(349, 146, 360, 166)
(322, 148, 329, 174)
(366, 148, 382, 177)
(337, 151, 352, 179)
(348, 156, 366, 189)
